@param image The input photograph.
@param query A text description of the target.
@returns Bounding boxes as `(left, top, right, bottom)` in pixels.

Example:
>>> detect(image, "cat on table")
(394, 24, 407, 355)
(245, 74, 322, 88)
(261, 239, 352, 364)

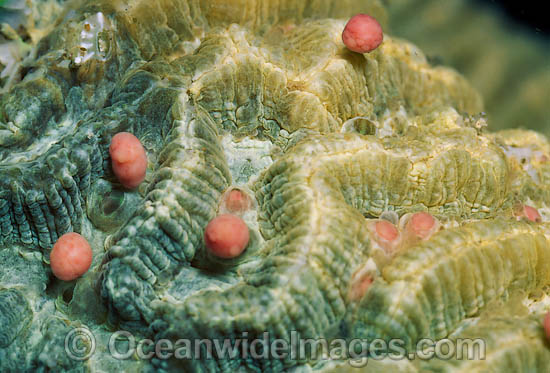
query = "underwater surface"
(0, 0, 549, 372)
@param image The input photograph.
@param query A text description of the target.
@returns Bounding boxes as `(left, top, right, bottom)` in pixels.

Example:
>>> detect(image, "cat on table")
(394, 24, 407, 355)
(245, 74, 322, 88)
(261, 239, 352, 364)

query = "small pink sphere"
(50, 232, 93, 281)
(407, 212, 438, 240)
(204, 214, 250, 259)
(342, 14, 383, 53)
(109, 132, 147, 189)
(224, 189, 251, 214)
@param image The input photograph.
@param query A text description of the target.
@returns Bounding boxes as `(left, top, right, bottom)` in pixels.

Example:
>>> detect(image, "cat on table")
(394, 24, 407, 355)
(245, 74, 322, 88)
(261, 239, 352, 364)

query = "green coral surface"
(0, 0, 549, 372)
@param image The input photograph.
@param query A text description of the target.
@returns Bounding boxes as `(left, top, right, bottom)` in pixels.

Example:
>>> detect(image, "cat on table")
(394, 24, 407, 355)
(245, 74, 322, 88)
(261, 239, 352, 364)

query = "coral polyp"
(220, 188, 251, 214)
(1, 0, 550, 372)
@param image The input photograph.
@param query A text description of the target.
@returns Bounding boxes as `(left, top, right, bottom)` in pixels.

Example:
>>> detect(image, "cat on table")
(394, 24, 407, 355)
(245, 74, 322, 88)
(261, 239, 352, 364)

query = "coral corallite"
(49, 232, 93, 281)
(405, 211, 439, 240)
(375, 220, 399, 241)
(109, 132, 147, 189)
(6, 0, 550, 371)
(204, 214, 250, 259)
(342, 13, 383, 53)
(370, 219, 401, 253)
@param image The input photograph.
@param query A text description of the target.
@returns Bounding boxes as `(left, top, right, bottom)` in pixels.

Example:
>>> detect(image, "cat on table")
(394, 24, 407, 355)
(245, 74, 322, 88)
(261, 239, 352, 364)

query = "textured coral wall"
(1, 1, 550, 372)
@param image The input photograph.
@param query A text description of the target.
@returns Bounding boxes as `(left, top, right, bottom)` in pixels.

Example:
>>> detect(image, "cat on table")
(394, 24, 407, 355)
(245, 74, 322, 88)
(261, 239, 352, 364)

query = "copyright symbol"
(65, 327, 96, 361)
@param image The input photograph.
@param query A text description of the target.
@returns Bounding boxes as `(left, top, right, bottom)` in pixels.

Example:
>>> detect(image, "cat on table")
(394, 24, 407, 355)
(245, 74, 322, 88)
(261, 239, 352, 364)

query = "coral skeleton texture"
(0, 0, 549, 372)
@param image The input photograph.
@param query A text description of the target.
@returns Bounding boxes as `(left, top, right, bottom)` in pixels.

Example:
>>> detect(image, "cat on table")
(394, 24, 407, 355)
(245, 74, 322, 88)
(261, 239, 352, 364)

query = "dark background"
(475, 0, 550, 36)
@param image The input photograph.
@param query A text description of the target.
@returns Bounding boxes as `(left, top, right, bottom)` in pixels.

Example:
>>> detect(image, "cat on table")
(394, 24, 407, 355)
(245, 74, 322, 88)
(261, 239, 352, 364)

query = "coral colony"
(1, 0, 550, 372)
(49, 232, 93, 281)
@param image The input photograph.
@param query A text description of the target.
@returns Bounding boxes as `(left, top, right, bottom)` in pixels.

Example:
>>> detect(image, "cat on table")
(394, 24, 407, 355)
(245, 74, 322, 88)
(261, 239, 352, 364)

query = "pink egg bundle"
(109, 132, 147, 189)
(342, 14, 383, 53)
(204, 214, 250, 259)
(50, 232, 92, 281)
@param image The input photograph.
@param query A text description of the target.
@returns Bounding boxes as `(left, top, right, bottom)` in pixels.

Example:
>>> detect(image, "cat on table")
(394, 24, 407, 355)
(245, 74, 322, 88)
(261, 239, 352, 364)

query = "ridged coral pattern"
(1, 0, 550, 372)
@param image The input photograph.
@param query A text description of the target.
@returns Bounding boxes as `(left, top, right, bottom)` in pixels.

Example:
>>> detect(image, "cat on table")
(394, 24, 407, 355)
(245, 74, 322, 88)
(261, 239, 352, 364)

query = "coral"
(0, 287, 32, 348)
(347, 218, 550, 349)
(0, 0, 549, 372)
(418, 315, 550, 372)
(34, 317, 86, 371)
(323, 315, 550, 372)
